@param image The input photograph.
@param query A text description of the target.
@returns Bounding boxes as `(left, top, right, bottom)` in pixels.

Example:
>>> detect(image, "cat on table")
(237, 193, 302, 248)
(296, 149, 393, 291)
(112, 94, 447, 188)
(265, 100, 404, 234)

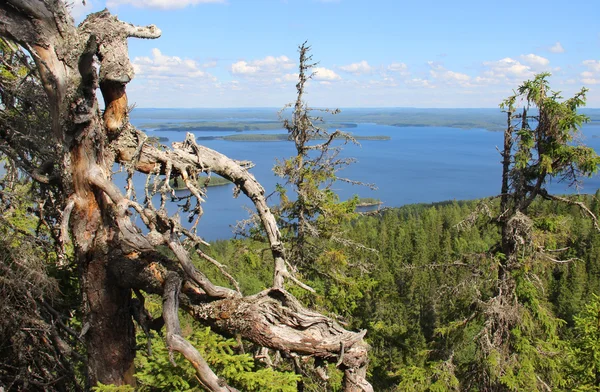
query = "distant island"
(356, 197, 383, 208)
(213, 133, 390, 142)
(131, 108, 600, 133)
(155, 175, 231, 190)
(147, 136, 169, 143)
(141, 120, 357, 132)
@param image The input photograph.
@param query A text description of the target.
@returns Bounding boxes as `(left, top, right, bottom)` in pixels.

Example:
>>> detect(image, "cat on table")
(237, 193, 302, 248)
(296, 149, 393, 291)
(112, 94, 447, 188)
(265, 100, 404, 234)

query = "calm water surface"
(127, 117, 600, 241)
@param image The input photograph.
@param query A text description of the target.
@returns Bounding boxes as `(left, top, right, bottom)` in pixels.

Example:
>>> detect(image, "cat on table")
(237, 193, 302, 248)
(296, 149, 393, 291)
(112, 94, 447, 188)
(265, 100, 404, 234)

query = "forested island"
(356, 197, 383, 207)
(3, 2, 600, 392)
(199, 133, 390, 141)
(159, 175, 232, 190)
(132, 107, 600, 133)
(140, 120, 357, 132)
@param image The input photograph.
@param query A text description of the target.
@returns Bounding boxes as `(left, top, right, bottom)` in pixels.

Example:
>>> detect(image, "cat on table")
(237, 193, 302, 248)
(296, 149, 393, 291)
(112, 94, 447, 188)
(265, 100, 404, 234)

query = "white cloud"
(443, 70, 470, 82)
(230, 55, 295, 76)
(581, 72, 599, 85)
(231, 61, 259, 75)
(127, 49, 227, 107)
(427, 62, 470, 85)
(133, 48, 212, 80)
(275, 73, 300, 83)
(581, 60, 600, 85)
(549, 42, 565, 53)
(520, 54, 550, 69)
(473, 76, 498, 85)
(582, 78, 600, 85)
(107, 0, 224, 9)
(339, 60, 373, 75)
(406, 78, 434, 88)
(482, 57, 534, 80)
(583, 60, 600, 72)
(202, 60, 218, 68)
(388, 62, 408, 74)
(313, 67, 341, 81)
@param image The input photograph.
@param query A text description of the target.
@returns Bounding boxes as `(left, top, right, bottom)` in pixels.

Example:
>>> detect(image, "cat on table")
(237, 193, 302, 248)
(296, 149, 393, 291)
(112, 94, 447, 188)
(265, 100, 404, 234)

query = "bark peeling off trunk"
(188, 289, 372, 390)
(83, 243, 137, 386)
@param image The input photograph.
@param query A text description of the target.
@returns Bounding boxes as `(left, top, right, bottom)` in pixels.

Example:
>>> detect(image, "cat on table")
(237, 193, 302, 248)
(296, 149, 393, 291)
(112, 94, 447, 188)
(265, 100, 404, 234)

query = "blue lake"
(128, 116, 600, 241)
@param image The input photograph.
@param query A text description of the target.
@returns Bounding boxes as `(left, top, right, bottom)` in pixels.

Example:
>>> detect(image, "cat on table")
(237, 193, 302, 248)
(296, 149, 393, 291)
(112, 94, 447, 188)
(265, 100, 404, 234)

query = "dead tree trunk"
(0, 2, 372, 390)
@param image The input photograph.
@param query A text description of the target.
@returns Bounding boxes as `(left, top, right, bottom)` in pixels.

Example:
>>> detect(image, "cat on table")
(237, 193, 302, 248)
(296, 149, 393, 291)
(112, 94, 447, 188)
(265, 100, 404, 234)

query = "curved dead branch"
(163, 272, 239, 392)
(114, 127, 314, 292)
(187, 288, 372, 391)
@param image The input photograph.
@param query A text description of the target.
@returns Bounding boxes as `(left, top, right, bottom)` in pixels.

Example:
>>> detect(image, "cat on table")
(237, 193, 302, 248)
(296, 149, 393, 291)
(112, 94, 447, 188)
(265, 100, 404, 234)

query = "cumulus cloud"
(549, 42, 565, 53)
(581, 72, 599, 85)
(231, 61, 259, 75)
(388, 62, 408, 74)
(230, 55, 295, 76)
(339, 60, 373, 75)
(583, 60, 600, 72)
(106, 0, 224, 9)
(520, 54, 550, 69)
(581, 60, 600, 85)
(313, 67, 341, 81)
(275, 73, 299, 83)
(127, 49, 224, 107)
(441, 70, 470, 82)
(133, 48, 212, 80)
(406, 78, 434, 88)
(482, 57, 534, 80)
(427, 62, 470, 85)
(202, 60, 218, 68)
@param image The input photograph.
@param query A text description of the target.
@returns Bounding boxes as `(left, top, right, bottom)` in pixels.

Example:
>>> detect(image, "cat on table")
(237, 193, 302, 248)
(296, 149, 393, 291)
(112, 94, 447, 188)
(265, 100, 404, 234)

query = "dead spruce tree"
(274, 42, 371, 272)
(0, 2, 372, 391)
(269, 42, 375, 391)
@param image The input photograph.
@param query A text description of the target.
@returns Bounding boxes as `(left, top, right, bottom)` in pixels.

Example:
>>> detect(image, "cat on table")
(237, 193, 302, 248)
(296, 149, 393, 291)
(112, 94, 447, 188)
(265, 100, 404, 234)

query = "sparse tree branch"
(115, 128, 311, 291)
(537, 189, 600, 232)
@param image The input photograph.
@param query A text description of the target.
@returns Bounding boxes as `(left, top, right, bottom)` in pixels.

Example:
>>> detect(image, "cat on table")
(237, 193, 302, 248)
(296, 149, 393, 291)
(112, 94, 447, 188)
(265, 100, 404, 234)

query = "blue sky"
(71, 0, 600, 108)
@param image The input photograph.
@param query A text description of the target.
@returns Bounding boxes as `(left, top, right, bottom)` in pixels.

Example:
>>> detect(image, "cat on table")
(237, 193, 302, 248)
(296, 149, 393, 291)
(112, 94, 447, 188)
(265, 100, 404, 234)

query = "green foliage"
(566, 294, 600, 391)
(135, 323, 299, 391)
(501, 73, 600, 193)
(270, 195, 599, 391)
(393, 360, 460, 392)
(92, 383, 135, 392)
(273, 42, 366, 271)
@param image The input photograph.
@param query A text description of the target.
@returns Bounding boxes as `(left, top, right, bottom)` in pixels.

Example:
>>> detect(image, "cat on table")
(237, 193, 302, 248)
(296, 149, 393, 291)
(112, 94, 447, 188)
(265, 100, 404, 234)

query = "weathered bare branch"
(115, 128, 312, 291)
(163, 272, 239, 392)
(538, 189, 600, 232)
(187, 288, 371, 391)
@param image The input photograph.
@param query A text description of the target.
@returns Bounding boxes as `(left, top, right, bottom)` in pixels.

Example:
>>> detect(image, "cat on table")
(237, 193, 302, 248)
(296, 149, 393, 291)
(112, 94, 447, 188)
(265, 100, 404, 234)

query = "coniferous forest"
(2, 2, 600, 392)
